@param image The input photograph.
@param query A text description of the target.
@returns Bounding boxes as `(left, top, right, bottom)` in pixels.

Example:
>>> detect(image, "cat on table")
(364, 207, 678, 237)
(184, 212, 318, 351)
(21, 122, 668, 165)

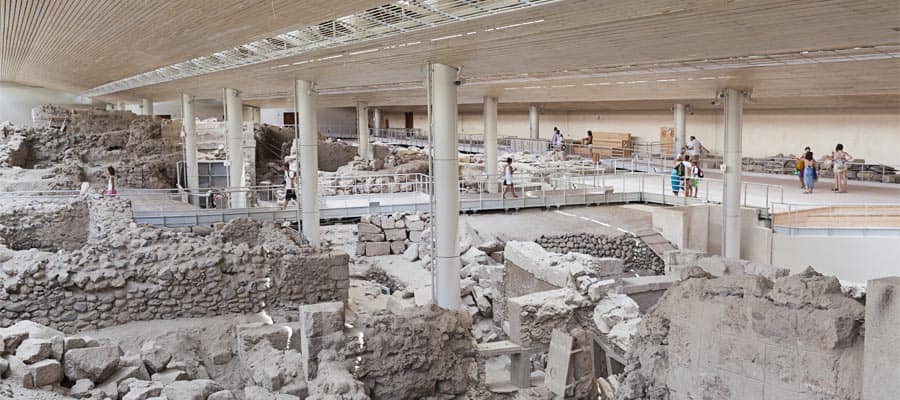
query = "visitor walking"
(282, 162, 298, 209)
(671, 157, 684, 196)
(796, 146, 811, 190)
(803, 152, 817, 194)
(105, 166, 117, 197)
(686, 136, 702, 161)
(832, 144, 852, 193)
(502, 157, 518, 199)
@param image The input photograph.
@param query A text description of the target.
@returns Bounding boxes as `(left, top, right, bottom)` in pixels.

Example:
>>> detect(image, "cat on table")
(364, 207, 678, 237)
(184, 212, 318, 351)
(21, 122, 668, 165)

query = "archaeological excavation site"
(1, 1, 898, 399)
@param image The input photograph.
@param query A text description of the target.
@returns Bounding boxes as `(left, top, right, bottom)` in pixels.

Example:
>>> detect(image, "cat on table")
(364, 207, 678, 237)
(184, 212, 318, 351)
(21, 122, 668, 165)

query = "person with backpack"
(690, 159, 703, 198)
(795, 146, 811, 190)
(671, 157, 684, 196)
(681, 155, 694, 197)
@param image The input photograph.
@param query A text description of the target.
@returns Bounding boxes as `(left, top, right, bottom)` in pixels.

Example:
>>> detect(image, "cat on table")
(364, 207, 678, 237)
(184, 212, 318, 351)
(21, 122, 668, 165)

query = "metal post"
(295, 80, 320, 246)
(529, 104, 540, 140)
(484, 96, 499, 194)
(181, 94, 199, 205)
(722, 88, 747, 259)
(141, 98, 154, 116)
(357, 102, 370, 160)
(224, 88, 246, 208)
(429, 63, 461, 309)
(674, 103, 686, 156)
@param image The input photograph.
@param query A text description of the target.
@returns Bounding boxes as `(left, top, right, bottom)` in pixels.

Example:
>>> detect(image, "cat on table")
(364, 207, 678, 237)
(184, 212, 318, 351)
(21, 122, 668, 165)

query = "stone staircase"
(632, 228, 677, 259)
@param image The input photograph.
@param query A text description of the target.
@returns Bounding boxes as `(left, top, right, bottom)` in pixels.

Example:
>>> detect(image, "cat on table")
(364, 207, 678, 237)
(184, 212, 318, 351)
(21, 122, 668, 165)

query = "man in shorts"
(282, 162, 298, 209)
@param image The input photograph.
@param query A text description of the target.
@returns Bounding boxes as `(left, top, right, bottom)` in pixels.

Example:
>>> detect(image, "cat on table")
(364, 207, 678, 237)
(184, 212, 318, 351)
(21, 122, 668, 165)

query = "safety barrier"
(771, 202, 900, 236)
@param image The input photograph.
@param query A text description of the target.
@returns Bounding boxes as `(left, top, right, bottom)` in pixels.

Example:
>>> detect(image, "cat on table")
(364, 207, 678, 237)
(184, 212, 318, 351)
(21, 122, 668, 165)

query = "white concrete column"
(224, 88, 246, 208)
(674, 103, 686, 156)
(429, 63, 460, 309)
(141, 98, 153, 116)
(722, 89, 746, 259)
(181, 93, 199, 204)
(373, 108, 383, 133)
(528, 105, 539, 140)
(295, 80, 320, 247)
(357, 102, 370, 160)
(484, 96, 499, 193)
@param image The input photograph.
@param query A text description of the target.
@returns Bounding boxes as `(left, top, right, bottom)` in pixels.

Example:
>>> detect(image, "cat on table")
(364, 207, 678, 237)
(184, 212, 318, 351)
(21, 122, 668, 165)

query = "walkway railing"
(771, 202, 900, 236)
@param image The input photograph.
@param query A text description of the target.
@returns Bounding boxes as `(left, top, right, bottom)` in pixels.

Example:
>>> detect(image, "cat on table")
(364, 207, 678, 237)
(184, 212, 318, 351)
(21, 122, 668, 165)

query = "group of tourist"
(670, 154, 703, 198)
(549, 127, 595, 151)
(796, 144, 853, 194)
(670, 136, 704, 197)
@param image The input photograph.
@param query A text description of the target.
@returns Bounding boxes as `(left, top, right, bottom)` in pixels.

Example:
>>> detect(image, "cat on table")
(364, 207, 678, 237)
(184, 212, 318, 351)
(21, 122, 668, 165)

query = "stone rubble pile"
(0, 315, 340, 399)
(535, 232, 664, 274)
(348, 305, 477, 400)
(592, 293, 641, 352)
(618, 267, 866, 400)
(742, 153, 899, 184)
(355, 212, 429, 257)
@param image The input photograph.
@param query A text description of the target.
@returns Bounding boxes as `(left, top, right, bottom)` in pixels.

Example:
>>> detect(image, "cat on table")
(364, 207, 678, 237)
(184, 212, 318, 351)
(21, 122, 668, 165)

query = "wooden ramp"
(633, 228, 677, 259)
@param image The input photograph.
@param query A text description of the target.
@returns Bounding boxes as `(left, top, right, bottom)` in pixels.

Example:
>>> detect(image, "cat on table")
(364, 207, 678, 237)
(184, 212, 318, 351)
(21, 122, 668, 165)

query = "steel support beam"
(529, 104, 539, 140)
(296, 80, 320, 247)
(722, 88, 748, 259)
(224, 88, 246, 208)
(141, 98, 153, 116)
(429, 63, 460, 309)
(484, 96, 499, 193)
(357, 102, 370, 160)
(181, 93, 199, 204)
(674, 103, 686, 156)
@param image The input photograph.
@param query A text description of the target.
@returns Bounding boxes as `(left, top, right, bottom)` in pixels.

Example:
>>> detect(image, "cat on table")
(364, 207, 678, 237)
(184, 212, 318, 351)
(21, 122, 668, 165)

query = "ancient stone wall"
(618, 267, 865, 400)
(535, 233, 664, 274)
(355, 212, 429, 257)
(350, 305, 477, 400)
(0, 199, 89, 251)
(0, 198, 349, 334)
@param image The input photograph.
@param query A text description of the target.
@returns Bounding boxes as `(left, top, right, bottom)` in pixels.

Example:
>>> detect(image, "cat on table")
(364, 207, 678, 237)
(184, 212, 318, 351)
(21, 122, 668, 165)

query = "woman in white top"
(831, 144, 852, 193)
(502, 157, 518, 199)
(106, 166, 117, 196)
(681, 155, 694, 197)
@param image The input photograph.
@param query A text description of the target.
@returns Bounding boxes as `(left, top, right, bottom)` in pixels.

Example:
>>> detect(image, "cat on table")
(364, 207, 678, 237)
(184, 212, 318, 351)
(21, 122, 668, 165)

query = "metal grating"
(81, 0, 560, 97)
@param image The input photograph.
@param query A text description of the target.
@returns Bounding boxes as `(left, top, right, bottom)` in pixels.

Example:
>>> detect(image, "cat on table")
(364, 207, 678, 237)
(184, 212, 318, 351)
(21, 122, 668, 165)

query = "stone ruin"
(619, 267, 866, 399)
(0, 106, 180, 191)
(0, 196, 350, 333)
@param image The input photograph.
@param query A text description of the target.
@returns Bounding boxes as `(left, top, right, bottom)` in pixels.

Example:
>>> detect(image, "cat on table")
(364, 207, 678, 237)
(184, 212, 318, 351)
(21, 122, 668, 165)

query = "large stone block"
(384, 228, 406, 242)
(299, 302, 345, 339)
(29, 358, 62, 387)
(357, 223, 381, 235)
(365, 242, 390, 256)
(64, 345, 122, 382)
(16, 338, 53, 364)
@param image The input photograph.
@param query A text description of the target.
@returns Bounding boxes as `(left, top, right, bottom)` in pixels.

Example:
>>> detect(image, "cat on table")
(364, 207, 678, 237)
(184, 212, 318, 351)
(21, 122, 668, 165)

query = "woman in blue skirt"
(671, 157, 684, 196)
(803, 151, 817, 193)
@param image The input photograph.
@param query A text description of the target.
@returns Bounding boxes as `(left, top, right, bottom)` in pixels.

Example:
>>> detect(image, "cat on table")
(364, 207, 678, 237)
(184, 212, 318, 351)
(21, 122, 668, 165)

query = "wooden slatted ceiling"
(1, 0, 898, 108)
(117, 0, 899, 106)
(0, 0, 387, 92)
